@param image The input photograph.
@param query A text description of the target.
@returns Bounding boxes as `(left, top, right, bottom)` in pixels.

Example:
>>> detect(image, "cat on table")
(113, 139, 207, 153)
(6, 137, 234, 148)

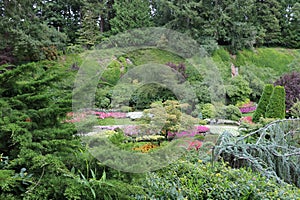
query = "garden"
(1, 0, 300, 198)
(1, 45, 300, 199)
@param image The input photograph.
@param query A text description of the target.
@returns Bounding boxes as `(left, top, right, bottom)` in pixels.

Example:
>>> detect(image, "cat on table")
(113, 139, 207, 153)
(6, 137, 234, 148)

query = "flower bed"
(167, 126, 210, 139)
(238, 101, 257, 114)
(240, 116, 254, 124)
(239, 106, 257, 114)
(64, 111, 127, 123)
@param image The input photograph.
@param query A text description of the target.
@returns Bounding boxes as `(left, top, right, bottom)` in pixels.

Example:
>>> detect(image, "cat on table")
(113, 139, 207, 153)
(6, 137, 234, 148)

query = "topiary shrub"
(253, 84, 274, 122)
(265, 86, 286, 119)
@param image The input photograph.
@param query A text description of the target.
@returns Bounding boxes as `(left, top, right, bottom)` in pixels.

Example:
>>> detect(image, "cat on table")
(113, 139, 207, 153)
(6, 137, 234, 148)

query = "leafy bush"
(201, 103, 216, 119)
(129, 83, 177, 110)
(241, 68, 265, 102)
(135, 159, 300, 199)
(100, 60, 121, 85)
(222, 105, 242, 121)
(265, 86, 286, 119)
(143, 100, 198, 138)
(253, 84, 274, 122)
(225, 75, 252, 105)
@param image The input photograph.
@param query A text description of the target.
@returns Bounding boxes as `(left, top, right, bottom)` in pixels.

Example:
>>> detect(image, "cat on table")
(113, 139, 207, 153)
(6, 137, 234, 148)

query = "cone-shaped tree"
(253, 84, 274, 122)
(265, 86, 286, 119)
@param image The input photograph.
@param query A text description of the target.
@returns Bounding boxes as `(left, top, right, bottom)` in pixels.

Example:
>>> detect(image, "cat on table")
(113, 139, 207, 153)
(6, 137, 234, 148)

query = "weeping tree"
(214, 119, 300, 187)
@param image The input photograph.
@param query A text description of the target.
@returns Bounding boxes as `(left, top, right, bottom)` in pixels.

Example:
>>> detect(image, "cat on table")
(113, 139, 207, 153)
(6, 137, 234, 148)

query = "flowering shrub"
(197, 125, 210, 133)
(92, 111, 127, 119)
(187, 140, 203, 150)
(240, 116, 253, 124)
(238, 101, 257, 114)
(122, 125, 141, 136)
(167, 126, 210, 139)
(64, 111, 127, 123)
(239, 106, 257, 113)
(132, 143, 159, 153)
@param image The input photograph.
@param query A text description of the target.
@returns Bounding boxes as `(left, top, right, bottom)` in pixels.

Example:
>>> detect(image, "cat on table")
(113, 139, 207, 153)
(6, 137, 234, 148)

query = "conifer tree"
(253, 84, 274, 122)
(253, 0, 282, 46)
(110, 0, 153, 34)
(265, 86, 286, 119)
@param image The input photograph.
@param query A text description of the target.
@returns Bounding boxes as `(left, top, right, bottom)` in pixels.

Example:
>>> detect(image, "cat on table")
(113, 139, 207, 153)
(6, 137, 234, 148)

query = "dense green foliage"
(217, 105, 242, 121)
(0, 61, 141, 199)
(1, 0, 299, 198)
(136, 152, 300, 199)
(1, 0, 300, 64)
(265, 86, 286, 119)
(225, 75, 252, 105)
(109, 0, 153, 35)
(253, 84, 274, 122)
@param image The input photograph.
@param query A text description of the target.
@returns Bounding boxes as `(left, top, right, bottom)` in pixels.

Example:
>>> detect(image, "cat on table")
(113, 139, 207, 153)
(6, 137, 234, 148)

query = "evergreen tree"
(278, 0, 300, 48)
(254, 0, 282, 46)
(110, 0, 153, 34)
(36, 0, 84, 43)
(0, 62, 78, 196)
(253, 84, 274, 122)
(0, 0, 67, 64)
(76, 1, 104, 48)
(265, 86, 286, 119)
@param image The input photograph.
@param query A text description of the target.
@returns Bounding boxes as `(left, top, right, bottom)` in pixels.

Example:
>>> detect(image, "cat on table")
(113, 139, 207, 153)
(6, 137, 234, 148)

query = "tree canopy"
(1, 0, 299, 64)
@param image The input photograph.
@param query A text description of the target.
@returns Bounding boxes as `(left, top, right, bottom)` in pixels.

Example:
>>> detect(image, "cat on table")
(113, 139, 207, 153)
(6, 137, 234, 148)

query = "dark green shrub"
(225, 75, 252, 105)
(265, 86, 286, 119)
(253, 84, 274, 122)
(221, 105, 242, 121)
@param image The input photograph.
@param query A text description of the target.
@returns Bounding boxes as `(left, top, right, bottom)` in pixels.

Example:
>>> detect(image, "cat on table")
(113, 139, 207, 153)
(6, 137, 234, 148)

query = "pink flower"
(240, 116, 253, 124)
(196, 126, 210, 133)
(187, 140, 203, 150)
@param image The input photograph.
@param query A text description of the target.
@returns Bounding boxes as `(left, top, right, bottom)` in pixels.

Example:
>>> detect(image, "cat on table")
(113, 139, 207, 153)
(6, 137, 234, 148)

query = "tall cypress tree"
(253, 84, 274, 122)
(265, 86, 286, 119)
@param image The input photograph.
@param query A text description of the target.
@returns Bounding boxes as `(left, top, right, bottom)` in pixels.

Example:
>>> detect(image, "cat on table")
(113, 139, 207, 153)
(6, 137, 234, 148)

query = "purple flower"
(239, 106, 256, 114)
